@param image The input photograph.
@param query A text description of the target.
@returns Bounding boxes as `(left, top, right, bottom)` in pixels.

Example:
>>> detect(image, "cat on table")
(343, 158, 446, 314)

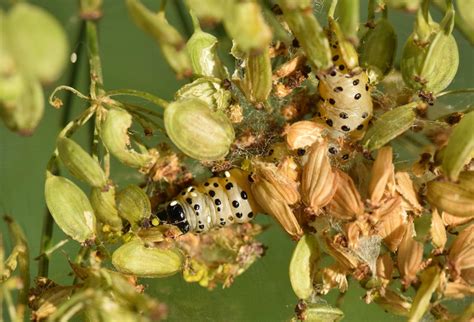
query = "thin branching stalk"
(38, 21, 87, 278)
(106, 89, 169, 109)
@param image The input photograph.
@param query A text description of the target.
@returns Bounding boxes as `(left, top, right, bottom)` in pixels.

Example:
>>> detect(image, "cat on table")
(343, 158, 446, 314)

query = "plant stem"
(86, 20, 105, 98)
(437, 87, 474, 98)
(38, 20, 87, 278)
(106, 89, 169, 109)
(433, 0, 474, 45)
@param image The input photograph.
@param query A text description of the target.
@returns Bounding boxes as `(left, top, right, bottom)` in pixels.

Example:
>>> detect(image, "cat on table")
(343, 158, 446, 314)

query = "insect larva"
(155, 170, 256, 234)
(318, 66, 373, 137)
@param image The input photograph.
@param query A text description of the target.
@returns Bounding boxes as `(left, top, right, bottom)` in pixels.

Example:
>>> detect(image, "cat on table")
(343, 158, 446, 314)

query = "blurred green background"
(0, 0, 473, 321)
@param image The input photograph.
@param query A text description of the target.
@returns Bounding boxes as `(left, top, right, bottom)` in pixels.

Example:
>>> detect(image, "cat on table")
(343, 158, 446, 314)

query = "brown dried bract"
(328, 170, 364, 221)
(397, 223, 423, 288)
(301, 142, 338, 212)
(284, 120, 324, 150)
(368, 146, 395, 206)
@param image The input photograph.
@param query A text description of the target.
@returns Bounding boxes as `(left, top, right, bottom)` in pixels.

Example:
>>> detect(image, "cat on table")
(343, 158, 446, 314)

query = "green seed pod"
(442, 111, 474, 181)
(409, 266, 441, 322)
(386, 0, 421, 12)
(374, 289, 412, 317)
(0, 10, 24, 103)
(456, 0, 474, 41)
(100, 108, 154, 169)
(359, 18, 398, 83)
(164, 98, 235, 161)
(335, 0, 360, 42)
(243, 48, 272, 103)
(0, 75, 44, 136)
(185, 0, 230, 24)
(278, 0, 332, 70)
(400, 2, 459, 93)
(289, 234, 320, 299)
(6, 3, 68, 84)
(223, 1, 272, 54)
(90, 187, 123, 232)
(186, 14, 228, 79)
(363, 102, 417, 151)
(126, 0, 192, 78)
(303, 303, 344, 322)
(116, 185, 151, 226)
(45, 174, 96, 243)
(112, 239, 183, 278)
(126, 0, 185, 49)
(161, 43, 193, 79)
(427, 172, 474, 217)
(327, 17, 359, 71)
(57, 137, 107, 188)
(175, 77, 231, 112)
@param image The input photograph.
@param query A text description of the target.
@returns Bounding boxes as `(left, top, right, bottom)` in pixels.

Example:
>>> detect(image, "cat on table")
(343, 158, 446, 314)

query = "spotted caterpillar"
(317, 32, 373, 140)
(155, 169, 259, 234)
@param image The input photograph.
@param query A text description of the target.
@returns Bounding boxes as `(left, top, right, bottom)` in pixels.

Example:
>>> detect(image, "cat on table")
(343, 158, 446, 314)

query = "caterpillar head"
(156, 201, 190, 233)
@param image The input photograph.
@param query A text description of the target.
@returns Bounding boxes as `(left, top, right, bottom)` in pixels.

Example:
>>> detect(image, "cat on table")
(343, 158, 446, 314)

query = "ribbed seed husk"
(397, 223, 423, 287)
(57, 137, 107, 188)
(45, 174, 96, 243)
(101, 108, 154, 169)
(328, 170, 364, 221)
(90, 186, 123, 232)
(427, 172, 474, 218)
(116, 185, 151, 226)
(251, 176, 303, 239)
(301, 142, 338, 211)
(112, 239, 183, 278)
(285, 120, 324, 150)
(289, 234, 320, 299)
(368, 146, 395, 205)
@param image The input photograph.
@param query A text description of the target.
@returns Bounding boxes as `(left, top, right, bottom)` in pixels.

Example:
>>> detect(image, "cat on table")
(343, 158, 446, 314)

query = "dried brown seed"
(328, 171, 364, 221)
(376, 198, 407, 252)
(442, 280, 474, 299)
(395, 172, 422, 214)
(324, 234, 360, 270)
(441, 211, 473, 228)
(252, 161, 300, 205)
(397, 224, 423, 288)
(430, 209, 447, 251)
(284, 120, 324, 150)
(374, 289, 412, 317)
(368, 146, 395, 205)
(427, 172, 474, 218)
(251, 176, 303, 239)
(301, 142, 338, 211)
(448, 225, 474, 280)
(376, 253, 394, 282)
(316, 264, 349, 295)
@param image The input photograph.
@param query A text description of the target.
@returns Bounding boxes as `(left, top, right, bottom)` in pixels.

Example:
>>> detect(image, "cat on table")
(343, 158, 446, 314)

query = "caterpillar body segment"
(156, 169, 259, 234)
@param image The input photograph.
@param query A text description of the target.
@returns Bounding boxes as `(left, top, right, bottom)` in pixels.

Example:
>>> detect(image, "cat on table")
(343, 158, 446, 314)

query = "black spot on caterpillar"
(156, 170, 256, 234)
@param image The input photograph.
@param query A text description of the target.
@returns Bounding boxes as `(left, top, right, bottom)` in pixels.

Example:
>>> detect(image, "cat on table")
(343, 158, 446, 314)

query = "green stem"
(106, 89, 169, 109)
(39, 21, 87, 278)
(328, 0, 338, 18)
(433, 0, 474, 45)
(368, 0, 376, 22)
(4, 216, 28, 322)
(86, 20, 105, 98)
(49, 86, 90, 107)
(437, 88, 474, 97)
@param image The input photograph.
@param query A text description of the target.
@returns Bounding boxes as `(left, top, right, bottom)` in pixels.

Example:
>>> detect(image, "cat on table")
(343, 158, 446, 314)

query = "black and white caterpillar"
(155, 169, 259, 234)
